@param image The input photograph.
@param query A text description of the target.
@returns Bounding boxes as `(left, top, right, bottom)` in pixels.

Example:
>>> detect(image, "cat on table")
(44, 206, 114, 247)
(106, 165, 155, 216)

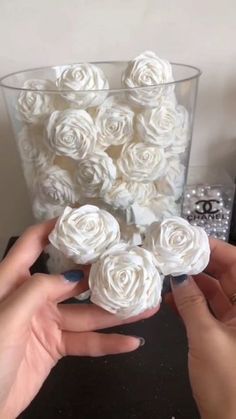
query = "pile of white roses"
(16, 51, 189, 268)
(49, 205, 210, 319)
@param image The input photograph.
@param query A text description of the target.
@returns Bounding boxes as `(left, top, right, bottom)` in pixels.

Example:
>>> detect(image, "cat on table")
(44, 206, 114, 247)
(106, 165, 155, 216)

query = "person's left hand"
(0, 220, 158, 419)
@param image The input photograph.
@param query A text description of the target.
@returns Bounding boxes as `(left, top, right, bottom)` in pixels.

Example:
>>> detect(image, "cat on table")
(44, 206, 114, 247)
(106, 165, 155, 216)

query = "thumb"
(1, 270, 88, 326)
(171, 275, 216, 335)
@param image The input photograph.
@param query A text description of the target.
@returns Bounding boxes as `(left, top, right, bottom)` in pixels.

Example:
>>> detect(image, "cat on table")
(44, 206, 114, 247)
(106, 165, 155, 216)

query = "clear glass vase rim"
(0, 61, 202, 93)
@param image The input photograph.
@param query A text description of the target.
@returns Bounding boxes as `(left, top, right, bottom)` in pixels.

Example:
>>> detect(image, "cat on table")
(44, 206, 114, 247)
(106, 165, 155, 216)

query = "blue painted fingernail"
(171, 274, 188, 285)
(63, 270, 84, 282)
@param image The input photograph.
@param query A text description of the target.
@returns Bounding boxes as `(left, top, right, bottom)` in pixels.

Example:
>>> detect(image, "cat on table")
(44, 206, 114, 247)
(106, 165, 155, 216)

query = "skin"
(0, 220, 236, 418)
(170, 238, 236, 419)
(0, 220, 158, 419)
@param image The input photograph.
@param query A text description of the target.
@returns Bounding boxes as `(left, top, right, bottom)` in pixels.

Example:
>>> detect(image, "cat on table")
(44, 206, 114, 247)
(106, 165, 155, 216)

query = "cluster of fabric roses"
(49, 205, 210, 319)
(16, 51, 189, 257)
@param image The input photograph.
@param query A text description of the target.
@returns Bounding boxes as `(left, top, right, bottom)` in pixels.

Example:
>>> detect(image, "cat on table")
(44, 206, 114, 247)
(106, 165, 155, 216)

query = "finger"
(206, 238, 236, 279)
(1, 271, 88, 326)
(205, 238, 236, 300)
(3, 219, 56, 271)
(0, 219, 56, 297)
(60, 331, 143, 357)
(171, 275, 216, 338)
(164, 292, 179, 315)
(59, 304, 159, 332)
(194, 273, 232, 319)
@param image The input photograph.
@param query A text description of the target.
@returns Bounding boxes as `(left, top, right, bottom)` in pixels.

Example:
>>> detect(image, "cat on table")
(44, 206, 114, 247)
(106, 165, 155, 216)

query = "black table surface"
(4, 238, 199, 419)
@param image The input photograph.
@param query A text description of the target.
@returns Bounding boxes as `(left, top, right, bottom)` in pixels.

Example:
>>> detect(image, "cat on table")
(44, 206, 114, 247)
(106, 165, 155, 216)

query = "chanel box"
(182, 166, 235, 241)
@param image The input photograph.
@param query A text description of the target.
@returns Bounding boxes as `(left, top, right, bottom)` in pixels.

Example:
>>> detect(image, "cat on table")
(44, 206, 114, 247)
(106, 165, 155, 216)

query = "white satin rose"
(95, 96, 134, 148)
(49, 205, 120, 264)
(46, 244, 77, 274)
(125, 181, 157, 205)
(89, 244, 163, 318)
(17, 79, 55, 124)
(56, 63, 109, 108)
(18, 126, 54, 168)
(128, 196, 179, 232)
(165, 105, 189, 156)
(143, 216, 210, 276)
(75, 151, 116, 198)
(122, 51, 174, 108)
(117, 142, 167, 182)
(151, 196, 180, 219)
(36, 165, 78, 206)
(46, 109, 96, 160)
(156, 159, 185, 199)
(136, 99, 181, 148)
(104, 179, 134, 209)
(32, 198, 65, 221)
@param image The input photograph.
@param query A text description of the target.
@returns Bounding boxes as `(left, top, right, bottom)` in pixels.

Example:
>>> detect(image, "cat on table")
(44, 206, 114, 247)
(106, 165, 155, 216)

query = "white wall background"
(0, 0, 236, 256)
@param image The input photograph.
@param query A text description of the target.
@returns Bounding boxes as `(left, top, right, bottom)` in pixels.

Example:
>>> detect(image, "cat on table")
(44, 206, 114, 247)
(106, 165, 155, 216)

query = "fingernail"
(131, 335, 145, 347)
(63, 270, 84, 282)
(171, 274, 188, 286)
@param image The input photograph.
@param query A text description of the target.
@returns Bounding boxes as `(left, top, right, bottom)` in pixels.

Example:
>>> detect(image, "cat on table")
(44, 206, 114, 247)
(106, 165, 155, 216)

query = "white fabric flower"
(56, 63, 109, 108)
(18, 126, 54, 168)
(127, 203, 159, 228)
(75, 290, 91, 302)
(165, 105, 189, 156)
(46, 245, 91, 302)
(125, 181, 157, 205)
(143, 216, 210, 276)
(136, 99, 180, 148)
(122, 51, 174, 107)
(17, 79, 55, 124)
(156, 159, 185, 200)
(117, 142, 167, 182)
(36, 166, 78, 206)
(95, 96, 134, 148)
(32, 198, 65, 221)
(103, 179, 134, 210)
(151, 196, 180, 219)
(46, 109, 96, 160)
(74, 151, 116, 198)
(89, 244, 163, 318)
(128, 196, 179, 231)
(119, 221, 142, 246)
(46, 244, 77, 274)
(49, 205, 120, 264)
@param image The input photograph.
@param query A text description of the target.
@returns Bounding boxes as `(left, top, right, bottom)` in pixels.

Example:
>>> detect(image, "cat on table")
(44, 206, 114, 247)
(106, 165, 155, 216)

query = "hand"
(170, 238, 236, 419)
(0, 220, 158, 419)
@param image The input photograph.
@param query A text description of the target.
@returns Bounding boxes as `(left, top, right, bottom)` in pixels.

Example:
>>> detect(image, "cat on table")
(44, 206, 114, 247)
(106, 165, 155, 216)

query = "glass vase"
(0, 60, 201, 272)
(182, 166, 235, 241)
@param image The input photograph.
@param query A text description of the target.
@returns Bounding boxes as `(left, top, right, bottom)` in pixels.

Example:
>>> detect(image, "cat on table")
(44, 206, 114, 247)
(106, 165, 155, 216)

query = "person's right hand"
(171, 238, 236, 419)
